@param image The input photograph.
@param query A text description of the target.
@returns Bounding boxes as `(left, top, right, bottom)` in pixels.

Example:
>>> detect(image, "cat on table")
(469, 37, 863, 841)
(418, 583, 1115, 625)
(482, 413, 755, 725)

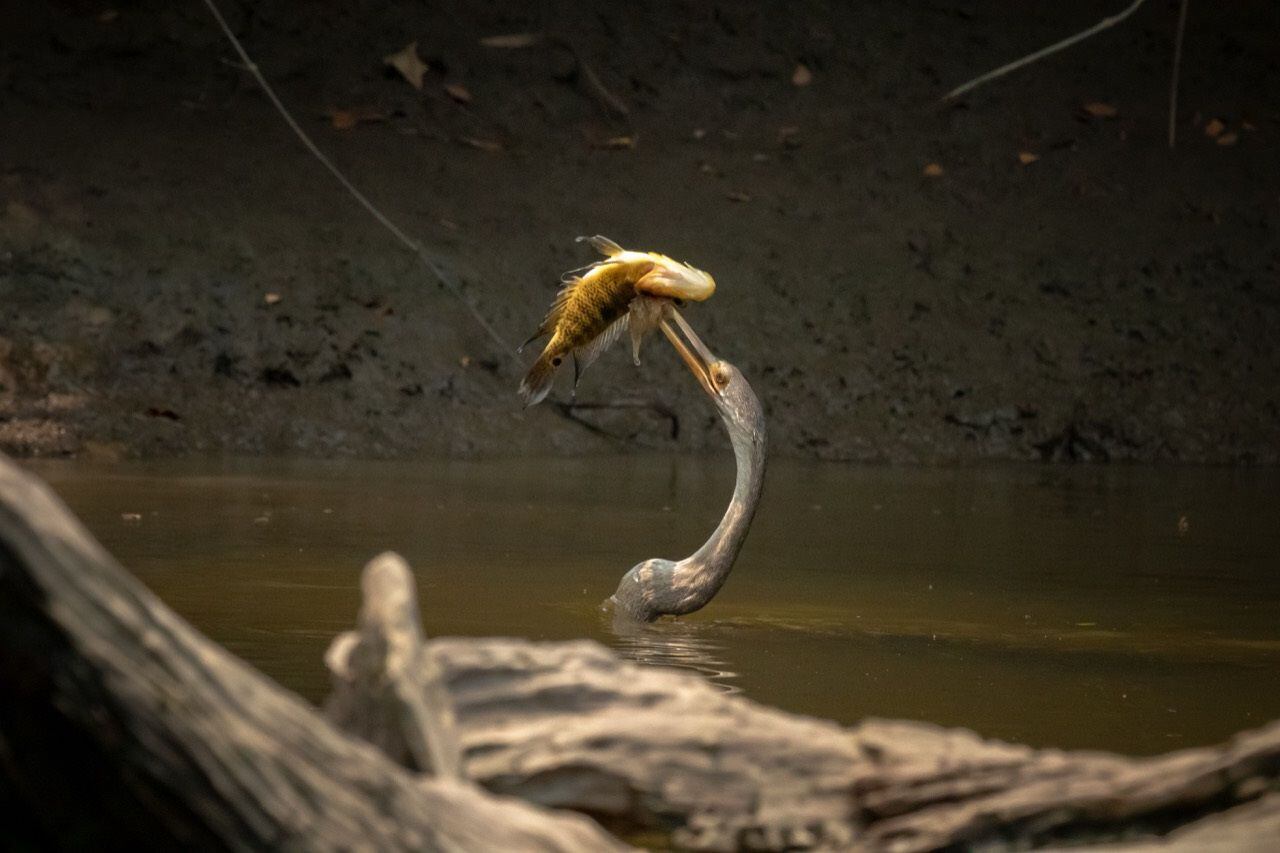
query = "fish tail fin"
(518, 352, 558, 407)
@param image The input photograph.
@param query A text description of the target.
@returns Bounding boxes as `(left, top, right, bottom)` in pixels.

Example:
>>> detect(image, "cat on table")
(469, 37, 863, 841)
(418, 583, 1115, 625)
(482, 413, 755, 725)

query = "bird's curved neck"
(674, 415, 766, 606)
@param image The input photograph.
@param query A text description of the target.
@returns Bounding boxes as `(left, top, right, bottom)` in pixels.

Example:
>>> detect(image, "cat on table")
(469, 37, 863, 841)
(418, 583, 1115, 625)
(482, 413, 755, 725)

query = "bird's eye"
(711, 364, 729, 388)
(552, 356, 563, 366)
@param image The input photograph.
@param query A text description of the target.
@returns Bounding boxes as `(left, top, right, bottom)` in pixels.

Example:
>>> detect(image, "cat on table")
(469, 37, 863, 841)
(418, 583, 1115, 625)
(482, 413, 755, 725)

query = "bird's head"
(661, 308, 761, 437)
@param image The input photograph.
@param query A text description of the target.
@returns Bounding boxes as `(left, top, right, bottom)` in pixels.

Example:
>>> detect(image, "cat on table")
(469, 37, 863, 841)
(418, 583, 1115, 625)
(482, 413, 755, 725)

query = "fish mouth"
(638, 267, 716, 302)
(660, 307, 718, 397)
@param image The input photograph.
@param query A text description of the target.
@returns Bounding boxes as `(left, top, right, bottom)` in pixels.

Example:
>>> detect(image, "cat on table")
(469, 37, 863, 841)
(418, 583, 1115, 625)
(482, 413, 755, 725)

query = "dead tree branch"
(0, 455, 626, 851)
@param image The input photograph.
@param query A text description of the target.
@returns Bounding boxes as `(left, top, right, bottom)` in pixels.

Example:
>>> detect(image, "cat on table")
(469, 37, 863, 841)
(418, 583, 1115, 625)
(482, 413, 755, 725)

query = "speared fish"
(517, 235, 716, 406)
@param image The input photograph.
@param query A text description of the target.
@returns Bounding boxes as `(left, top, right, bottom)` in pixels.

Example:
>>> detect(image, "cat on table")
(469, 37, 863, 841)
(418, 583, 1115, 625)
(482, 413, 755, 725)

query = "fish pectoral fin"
(576, 314, 629, 372)
(576, 234, 625, 258)
(625, 295, 668, 366)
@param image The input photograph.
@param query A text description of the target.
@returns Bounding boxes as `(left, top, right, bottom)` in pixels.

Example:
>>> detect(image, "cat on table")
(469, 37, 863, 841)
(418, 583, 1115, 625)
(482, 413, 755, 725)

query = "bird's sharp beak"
(661, 307, 718, 397)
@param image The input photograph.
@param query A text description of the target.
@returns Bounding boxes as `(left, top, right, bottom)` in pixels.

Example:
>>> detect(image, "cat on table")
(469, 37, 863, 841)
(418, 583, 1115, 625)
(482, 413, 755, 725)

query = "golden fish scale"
(550, 261, 652, 353)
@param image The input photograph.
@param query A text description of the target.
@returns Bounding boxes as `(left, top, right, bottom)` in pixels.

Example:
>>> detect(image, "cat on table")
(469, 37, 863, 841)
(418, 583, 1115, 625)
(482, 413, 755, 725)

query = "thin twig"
(200, 0, 515, 361)
(559, 399, 681, 439)
(577, 56, 631, 117)
(480, 33, 629, 117)
(545, 35, 630, 118)
(940, 0, 1150, 102)
(1168, 0, 1190, 148)
(553, 399, 681, 442)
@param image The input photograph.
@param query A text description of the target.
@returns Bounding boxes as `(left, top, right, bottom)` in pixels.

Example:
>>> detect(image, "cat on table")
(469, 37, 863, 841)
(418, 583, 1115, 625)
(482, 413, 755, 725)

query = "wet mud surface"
(3, 1, 1278, 462)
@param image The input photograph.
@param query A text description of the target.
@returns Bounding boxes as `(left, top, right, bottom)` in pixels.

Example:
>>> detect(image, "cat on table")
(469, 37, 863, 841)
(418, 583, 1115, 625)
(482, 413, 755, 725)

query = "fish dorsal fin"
(575, 313, 630, 372)
(547, 276, 579, 320)
(576, 234, 625, 258)
(559, 263, 597, 283)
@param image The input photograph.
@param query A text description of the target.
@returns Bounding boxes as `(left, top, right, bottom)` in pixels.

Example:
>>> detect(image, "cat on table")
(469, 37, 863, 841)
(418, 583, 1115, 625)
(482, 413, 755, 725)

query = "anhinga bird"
(610, 308, 767, 622)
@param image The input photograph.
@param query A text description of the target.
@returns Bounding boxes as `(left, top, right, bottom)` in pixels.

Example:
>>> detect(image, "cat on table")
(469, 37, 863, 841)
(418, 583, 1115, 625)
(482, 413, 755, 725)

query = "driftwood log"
(413, 639, 1280, 851)
(0, 456, 625, 851)
(2, 452, 1278, 852)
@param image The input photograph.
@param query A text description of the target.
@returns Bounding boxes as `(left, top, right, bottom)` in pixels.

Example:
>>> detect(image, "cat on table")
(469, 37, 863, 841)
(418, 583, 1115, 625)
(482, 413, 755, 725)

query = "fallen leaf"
(459, 355, 473, 368)
(597, 135, 636, 149)
(691, 128, 707, 140)
(443, 83, 472, 104)
(479, 32, 544, 49)
(384, 41, 428, 91)
(725, 190, 752, 203)
(791, 63, 813, 87)
(460, 136, 503, 152)
(1017, 151, 1039, 165)
(264, 292, 282, 305)
(121, 512, 142, 522)
(922, 162, 945, 177)
(778, 126, 801, 148)
(330, 110, 358, 130)
(1081, 101, 1118, 119)
(1203, 118, 1225, 138)
(326, 106, 386, 130)
(1216, 132, 1238, 147)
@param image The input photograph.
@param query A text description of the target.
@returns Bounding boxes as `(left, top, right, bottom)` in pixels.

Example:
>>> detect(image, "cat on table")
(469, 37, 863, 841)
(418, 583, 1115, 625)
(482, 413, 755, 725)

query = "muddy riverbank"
(3, 1, 1278, 462)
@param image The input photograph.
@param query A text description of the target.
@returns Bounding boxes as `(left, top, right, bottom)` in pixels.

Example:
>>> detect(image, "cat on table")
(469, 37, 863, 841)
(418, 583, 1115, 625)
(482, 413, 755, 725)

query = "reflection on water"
(25, 455, 1280, 755)
(608, 612, 741, 693)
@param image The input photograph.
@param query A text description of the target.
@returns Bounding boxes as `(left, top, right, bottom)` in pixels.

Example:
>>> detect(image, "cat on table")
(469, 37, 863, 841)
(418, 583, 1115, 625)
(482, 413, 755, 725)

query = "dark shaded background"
(2, 0, 1278, 462)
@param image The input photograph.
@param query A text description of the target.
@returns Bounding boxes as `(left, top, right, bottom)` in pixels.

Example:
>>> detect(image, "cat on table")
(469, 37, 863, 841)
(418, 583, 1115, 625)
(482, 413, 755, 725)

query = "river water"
(28, 456, 1280, 756)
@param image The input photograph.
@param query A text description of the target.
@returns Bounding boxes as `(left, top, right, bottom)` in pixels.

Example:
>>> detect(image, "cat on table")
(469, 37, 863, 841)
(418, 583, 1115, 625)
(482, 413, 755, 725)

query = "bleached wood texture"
(0, 455, 626, 851)
(431, 640, 1280, 851)
(325, 552, 461, 779)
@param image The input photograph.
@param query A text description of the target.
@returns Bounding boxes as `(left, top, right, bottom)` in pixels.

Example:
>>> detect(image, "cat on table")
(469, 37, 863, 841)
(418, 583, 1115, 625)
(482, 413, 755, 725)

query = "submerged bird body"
(518, 236, 715, 406)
